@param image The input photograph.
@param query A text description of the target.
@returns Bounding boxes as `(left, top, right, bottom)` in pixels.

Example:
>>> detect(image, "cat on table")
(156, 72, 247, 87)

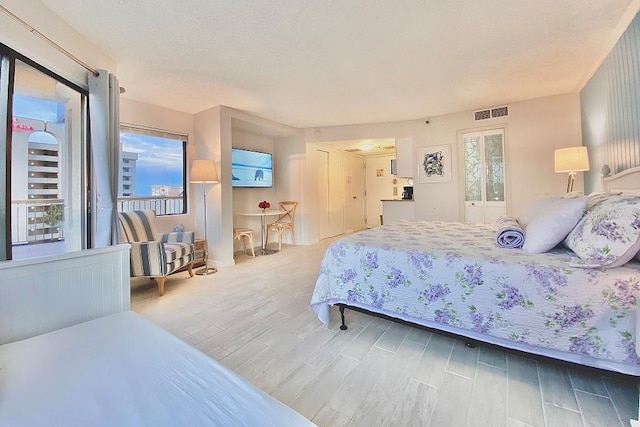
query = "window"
(118, 125, 187, 215)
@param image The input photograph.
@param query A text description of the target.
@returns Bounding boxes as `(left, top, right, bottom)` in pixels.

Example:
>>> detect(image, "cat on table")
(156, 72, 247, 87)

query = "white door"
(314, 148, 345, 239)
(463, 129, 506, 223)
(344, 154, 366, 233)
(328, 150, 344, 237)
(314, 149, 331, 239)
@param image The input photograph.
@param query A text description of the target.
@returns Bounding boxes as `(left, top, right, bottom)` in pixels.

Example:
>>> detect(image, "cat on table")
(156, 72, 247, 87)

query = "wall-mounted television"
(231, 148, 273, 188)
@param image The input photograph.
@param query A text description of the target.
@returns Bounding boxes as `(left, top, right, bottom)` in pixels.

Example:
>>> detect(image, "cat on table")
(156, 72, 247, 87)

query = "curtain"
(88, 70, 120, 247)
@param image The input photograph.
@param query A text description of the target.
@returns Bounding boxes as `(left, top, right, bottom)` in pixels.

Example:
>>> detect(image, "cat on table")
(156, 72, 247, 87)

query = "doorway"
(365, 155, 397, 228)
(462, 128, 506, 223)
(4, 55, 88, 260)
(310, 138, 396, 239)
(344, 153, 365, 233)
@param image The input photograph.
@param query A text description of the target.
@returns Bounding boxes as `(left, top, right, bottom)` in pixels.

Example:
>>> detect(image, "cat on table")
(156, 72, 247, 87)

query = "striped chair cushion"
(164, 242, 193, 264)
(167, 255, 193, 274)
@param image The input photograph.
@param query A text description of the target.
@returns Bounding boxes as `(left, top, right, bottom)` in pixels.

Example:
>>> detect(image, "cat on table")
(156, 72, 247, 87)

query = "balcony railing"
(117, 196, 184, 215)
(11, 196, 184, 245)
(11, 199, 64, 244)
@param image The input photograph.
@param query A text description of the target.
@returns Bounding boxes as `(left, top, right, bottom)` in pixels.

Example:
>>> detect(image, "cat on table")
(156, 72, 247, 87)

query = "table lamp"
(554, 146, 589, 193)
(190, 159, 219, 275)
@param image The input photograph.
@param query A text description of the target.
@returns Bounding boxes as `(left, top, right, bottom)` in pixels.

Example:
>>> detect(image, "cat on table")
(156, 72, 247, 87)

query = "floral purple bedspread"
(310, 221, 640, 375)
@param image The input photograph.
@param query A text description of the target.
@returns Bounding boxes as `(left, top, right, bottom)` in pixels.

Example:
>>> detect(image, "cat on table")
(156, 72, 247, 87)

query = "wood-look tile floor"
(132, 238, 639, 427)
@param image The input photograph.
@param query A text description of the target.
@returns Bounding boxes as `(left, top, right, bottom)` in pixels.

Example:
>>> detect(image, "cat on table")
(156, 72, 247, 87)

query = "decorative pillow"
(517, 196, 564, 228)
(522, 196, 587, 254)
(585, 191, 622, 210)
(564, 194, 640, 268)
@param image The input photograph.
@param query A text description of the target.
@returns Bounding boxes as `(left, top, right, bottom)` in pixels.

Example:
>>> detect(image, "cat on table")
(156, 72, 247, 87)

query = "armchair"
(117, 210, 195, 295)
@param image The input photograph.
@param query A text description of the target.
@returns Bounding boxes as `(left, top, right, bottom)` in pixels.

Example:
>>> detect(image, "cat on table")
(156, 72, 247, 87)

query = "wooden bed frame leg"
(339, 305, 348, 330)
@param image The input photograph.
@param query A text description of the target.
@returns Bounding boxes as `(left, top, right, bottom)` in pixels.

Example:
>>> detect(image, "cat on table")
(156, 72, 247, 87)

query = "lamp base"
(195, 267, 217, 276)
(566, 172, 576, 193)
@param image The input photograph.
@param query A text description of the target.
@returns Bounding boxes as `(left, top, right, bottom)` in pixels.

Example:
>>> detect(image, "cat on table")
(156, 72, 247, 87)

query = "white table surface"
(238, 210, 286, 217)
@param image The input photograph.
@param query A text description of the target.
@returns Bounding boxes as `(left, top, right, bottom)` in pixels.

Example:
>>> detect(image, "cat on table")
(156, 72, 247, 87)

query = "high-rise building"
(27, 139, 59, 200)
(120, 151, 138, 196)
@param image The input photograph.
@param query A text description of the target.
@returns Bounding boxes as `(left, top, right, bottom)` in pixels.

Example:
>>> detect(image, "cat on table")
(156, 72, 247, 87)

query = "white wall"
(0, 0, 115, 88)
(273, 133, 306, 244)
(304, 93, 582, 230)
(193, 106, 229, 268)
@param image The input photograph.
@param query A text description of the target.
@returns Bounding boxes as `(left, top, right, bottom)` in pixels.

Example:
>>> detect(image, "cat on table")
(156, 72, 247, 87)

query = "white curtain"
(88, 70, 120, 247)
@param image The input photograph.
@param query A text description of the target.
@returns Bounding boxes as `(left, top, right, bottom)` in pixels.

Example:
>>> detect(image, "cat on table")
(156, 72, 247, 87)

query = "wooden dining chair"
(265, 201, 298, 251)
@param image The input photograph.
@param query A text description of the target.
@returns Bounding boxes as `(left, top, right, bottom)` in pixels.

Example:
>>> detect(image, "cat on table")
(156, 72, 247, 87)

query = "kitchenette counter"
(381, 199, 415, 224)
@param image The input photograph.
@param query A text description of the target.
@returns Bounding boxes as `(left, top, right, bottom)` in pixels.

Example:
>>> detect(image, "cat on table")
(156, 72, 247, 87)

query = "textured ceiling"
(39, 0, 635, 128)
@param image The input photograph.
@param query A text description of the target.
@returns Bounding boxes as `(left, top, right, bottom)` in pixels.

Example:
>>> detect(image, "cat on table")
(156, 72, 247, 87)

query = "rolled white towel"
(495, 216, 525, 248)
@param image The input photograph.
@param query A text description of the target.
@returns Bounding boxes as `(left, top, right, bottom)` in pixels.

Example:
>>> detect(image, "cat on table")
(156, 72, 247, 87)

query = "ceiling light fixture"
(359, 143, 375, 151)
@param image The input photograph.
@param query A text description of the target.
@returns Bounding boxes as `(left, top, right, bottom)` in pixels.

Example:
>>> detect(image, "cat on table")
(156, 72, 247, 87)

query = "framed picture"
(417, 145, 451, 183)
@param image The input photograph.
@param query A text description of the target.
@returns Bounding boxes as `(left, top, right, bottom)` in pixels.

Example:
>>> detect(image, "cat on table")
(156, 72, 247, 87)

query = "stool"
(233, 228, 255, 257)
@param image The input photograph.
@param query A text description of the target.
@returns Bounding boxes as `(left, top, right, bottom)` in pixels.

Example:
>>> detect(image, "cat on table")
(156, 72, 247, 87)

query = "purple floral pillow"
(564, 194, 640, 268)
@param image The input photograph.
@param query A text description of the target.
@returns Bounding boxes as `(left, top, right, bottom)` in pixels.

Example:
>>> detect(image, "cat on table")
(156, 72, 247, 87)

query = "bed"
(0, 246, 314, 426)
(311, 167, 640, 377)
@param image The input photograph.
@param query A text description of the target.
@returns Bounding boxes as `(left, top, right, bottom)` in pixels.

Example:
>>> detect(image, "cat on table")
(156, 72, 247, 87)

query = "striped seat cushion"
(164, 242, 193, 263)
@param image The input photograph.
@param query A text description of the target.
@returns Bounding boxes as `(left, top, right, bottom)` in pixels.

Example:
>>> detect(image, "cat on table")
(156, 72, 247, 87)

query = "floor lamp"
(190, 159, 219, 275)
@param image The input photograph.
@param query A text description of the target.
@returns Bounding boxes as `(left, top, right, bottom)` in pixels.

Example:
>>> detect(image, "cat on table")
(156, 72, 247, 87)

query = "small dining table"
(237, 209, 286, 255)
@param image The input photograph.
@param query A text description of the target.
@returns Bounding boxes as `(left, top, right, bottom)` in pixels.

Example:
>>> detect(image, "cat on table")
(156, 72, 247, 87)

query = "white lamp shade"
(554, 147, 590, 173)
(190, 159, 219, 183)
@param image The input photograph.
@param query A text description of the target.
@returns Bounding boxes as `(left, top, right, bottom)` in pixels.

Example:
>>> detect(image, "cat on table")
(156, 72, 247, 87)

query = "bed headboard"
(0, 244, 131, 345)
(603, 165, 640, 193)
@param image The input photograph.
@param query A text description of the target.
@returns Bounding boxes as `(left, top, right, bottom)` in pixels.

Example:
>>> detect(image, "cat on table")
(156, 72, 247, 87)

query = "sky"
(13, 94, 60, 122)
(120, 132, 184, 196)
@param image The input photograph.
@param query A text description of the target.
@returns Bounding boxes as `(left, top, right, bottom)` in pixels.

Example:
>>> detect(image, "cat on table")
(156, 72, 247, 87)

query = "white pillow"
(564, 194, 640, 268)
(517, 196, 563, 228)
(522, 196, 587, 254)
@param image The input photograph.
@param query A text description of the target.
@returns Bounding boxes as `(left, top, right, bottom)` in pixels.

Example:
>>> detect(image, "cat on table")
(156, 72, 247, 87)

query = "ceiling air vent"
(473, 105, 509, 121)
